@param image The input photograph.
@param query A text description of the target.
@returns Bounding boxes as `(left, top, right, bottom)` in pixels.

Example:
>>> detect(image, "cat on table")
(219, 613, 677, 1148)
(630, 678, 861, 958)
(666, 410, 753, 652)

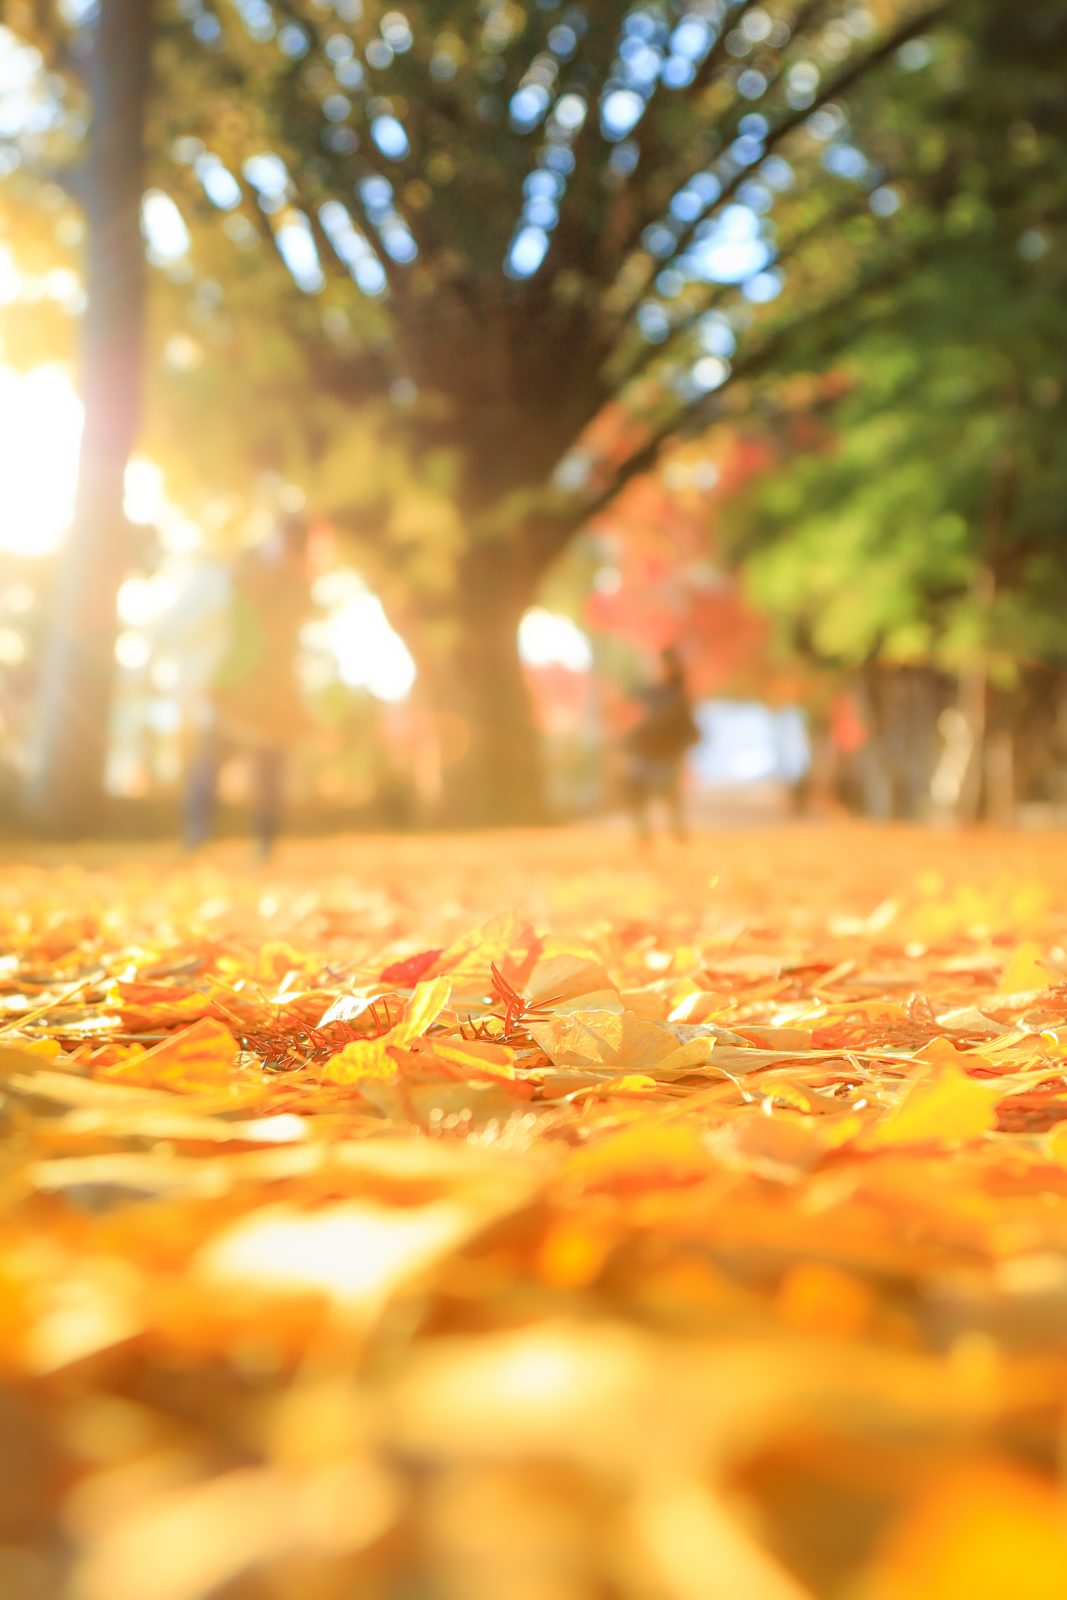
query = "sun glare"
(519, 607, 593, 672)
(327, 590, 417, 703)
(0, 364, 82, 556)
(0, 363, 193, 558)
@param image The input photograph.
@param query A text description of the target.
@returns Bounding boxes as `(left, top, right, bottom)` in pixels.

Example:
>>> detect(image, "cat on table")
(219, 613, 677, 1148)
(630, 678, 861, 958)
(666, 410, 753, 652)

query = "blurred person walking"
(623, 646, 700, 842)
(183, 515, 312, 859)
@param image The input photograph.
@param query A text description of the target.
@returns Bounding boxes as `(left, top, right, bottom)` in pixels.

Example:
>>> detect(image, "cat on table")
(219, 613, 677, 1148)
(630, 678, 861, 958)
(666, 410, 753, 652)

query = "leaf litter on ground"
(2, 827, 1067, 1598)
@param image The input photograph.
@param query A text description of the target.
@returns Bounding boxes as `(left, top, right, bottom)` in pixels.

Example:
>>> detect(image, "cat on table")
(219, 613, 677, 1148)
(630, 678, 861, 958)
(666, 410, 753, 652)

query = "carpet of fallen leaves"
(4, 825, 1067, 1600)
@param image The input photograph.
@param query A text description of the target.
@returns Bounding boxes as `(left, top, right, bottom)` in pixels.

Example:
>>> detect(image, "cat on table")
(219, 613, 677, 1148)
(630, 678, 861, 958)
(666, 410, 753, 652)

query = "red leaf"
(379, 948, 444, 985)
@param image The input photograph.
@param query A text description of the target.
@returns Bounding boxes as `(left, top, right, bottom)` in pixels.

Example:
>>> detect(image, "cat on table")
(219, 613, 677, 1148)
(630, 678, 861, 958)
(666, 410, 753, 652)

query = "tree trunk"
(984, 726, 1015, 827)
(26, 0, 153, 833)
(409, 546, 549, 826)
(954, 564, 998, 826)
(953, 662, 988, 824)
(440, 596, 547, 826)
(853, 666, 894, 819)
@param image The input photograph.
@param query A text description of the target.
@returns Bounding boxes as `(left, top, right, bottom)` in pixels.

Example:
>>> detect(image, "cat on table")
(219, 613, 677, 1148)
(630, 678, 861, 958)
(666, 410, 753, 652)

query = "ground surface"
(3, 826, 1067, 1600)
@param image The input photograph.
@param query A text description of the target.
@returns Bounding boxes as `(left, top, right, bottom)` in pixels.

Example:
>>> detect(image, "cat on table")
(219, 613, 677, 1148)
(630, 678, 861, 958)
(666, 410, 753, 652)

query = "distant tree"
(575, 461, 769, 695)
(713, 0, 1067, 816)
(6, 0, 155, 829)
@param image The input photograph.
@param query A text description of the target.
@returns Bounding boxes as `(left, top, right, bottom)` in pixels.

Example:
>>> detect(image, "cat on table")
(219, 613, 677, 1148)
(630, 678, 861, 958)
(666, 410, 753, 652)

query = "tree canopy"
(3, 0, 965, 819)
(702, 0, 1067, 817)
(716, 0, 1067, 678)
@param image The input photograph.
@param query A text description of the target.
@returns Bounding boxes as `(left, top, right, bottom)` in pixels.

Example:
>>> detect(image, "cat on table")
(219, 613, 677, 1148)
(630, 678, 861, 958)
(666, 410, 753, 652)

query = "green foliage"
(717, 0, 1067, 683)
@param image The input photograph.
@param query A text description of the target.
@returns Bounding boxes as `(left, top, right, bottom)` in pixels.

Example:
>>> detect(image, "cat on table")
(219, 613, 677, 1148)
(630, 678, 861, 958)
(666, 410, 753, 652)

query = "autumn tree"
(6, 0, 946, 824)
(714, 0, 1067, 817)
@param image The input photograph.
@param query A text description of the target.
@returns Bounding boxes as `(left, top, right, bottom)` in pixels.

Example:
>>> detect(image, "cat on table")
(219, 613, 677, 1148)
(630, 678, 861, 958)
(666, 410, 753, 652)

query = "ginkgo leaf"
(867, 1055, 1001, 1146)
(996, 942, 1056, 996)
(567, 1122, 711, 1188)
(0, 1035, 65, 1062)
(108, 981, 216, 1030)
(320, 1037, 398, 1085)
(101, 1017, 239, 1090)
(527, 1010, 716, 1077)
(600, 1074, 660, 1095)
(392, 976, 453, 1044)
(428, 1039, 518, 1079)
(195, 1200, 477, 1311)
(0, 1042, 72, 1078)
(526, 951, 617, 1005)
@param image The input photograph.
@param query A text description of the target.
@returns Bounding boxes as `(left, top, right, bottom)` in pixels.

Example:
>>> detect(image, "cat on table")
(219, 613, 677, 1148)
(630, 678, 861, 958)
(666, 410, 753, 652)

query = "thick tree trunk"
(439, 593, 546, 826)
(410, 547, 548, 826)
(26, 0, 153, 832)
(852, 667, 894, 819)
(857, 665, 944, 820)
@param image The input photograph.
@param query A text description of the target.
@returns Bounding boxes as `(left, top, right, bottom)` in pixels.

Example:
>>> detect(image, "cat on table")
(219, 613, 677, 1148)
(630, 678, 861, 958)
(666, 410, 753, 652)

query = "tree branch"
(618, 1, 948, 318)
(612, 0, 836, 277)
(534, 225, 945, 563)
(610, 187, 869, 393)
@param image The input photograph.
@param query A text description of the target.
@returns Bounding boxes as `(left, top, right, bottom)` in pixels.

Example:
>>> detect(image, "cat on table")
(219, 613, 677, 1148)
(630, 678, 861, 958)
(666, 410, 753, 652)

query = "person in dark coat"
(623, 646, 700, 841)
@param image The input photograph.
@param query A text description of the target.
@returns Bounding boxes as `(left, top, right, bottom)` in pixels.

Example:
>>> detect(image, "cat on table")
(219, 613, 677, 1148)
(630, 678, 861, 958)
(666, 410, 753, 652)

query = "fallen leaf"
(871, 1462, 1067, 1600)
(867, 1051, 1001, 1147)
(378, 948, 444, 985)
(997, 942, 1055, 996)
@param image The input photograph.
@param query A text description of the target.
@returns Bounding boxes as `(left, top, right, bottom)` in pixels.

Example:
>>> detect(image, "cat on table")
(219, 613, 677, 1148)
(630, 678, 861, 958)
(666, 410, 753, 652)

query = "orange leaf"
(430, 1038, 517, 1080)
(109, 981, 214, 1031)
(101, 1017, 239, 1091)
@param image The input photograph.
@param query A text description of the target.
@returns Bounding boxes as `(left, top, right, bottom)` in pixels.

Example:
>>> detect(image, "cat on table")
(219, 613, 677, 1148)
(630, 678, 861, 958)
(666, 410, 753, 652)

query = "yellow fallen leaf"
(321, 1036, 398, 1084)
(536, 1220, 611, 1287)
(528, 1010, 715, 1077)
(667, 989, 735, 1024)
(776, 1261, 873, 1338)
(434, 912, 522, 976)
(867, 1055, 1000, 1146)
(526, 950, 616, 1004)
(0, 1042, 70, 1077)
(0, 1035, 65, 1060)
(195, 1200, 475, 1310)
(568, 1122, 710, 1188)
(102, 1018, 239, 1091)
(1042, 1122, 1067, 1166)
(392, 975, 452, 1044)
(997, 942, 1054, 995)
(108, 980, 215, 1030)
(871, 1461, 1067, 1600)
(630, 1475, 816, 1600)
(403, 1078, 532, 1130)
(430, 1038, 516, 1079)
